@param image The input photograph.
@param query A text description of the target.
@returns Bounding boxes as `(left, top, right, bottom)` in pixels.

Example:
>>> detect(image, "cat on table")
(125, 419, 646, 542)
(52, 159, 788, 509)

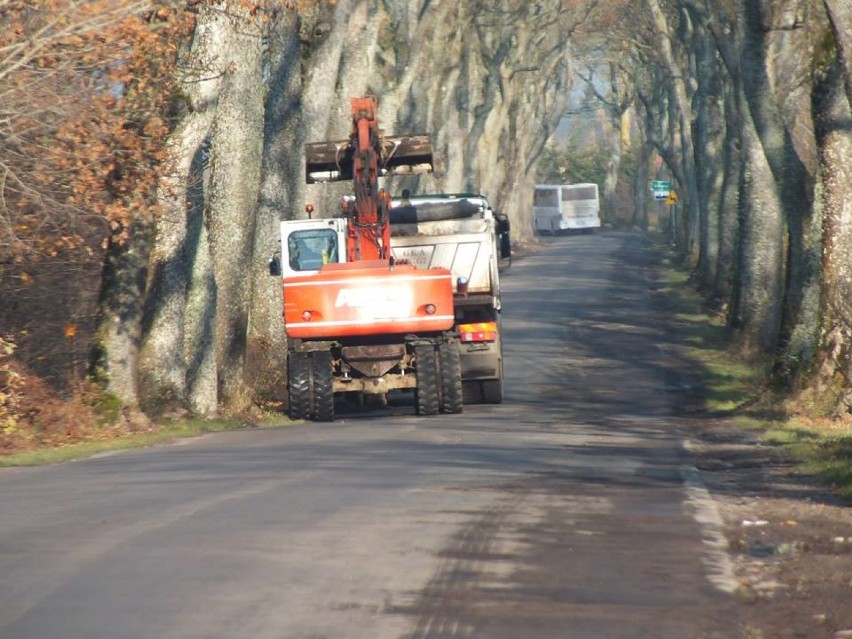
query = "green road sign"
(651, 180, 671, 200)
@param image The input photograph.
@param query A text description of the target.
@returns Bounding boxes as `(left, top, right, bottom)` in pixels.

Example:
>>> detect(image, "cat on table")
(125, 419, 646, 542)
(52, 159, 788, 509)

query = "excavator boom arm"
(304, 97, 435, 263)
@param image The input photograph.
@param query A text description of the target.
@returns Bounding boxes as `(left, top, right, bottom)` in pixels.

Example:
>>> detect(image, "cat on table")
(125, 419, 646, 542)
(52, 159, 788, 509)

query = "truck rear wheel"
(288, 352, 312, 420)
(438, 341, 463, 414)
(414, 344, 439, 416)
(462, 381, 482, 404)
(312, 351, 334, 421)
(481, 379, 503, 404)
(481, 357, 504, 404)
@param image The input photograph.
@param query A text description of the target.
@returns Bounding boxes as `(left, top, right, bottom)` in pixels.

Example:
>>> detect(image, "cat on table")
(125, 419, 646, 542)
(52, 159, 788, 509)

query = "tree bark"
(246, 7, 302, 402)
(732, 109, 785, 353)
(824, 0, 852, 103)
(813, 48, 852, 414)
(205, 4, 265, 410)
(137, 6, 225, 415)
(690, 14, 726, 290)
(712, 80, 742, 308)
(184, 156, 217, 417)
(89, 218, 152, 407)
(738, 1, 814, 368)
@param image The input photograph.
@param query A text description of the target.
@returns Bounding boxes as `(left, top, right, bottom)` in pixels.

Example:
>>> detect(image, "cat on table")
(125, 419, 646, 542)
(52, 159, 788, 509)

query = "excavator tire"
(438, 340, 463, 414)
(312, 351, 334, 421)
(288, 352, 312, 421)
(414, 344, 439, 416)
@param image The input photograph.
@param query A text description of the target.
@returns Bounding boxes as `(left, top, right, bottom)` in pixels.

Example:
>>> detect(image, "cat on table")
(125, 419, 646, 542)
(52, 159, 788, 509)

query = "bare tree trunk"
(246, 7, 302, 402)
(301, 0, 574, 241)
(603, 130, 622, 223)
(184, 157, 217, 417)
(738, 1, 813, 369)
(137, 7, 225, 415)
(89, 218, 152, 407)
(206, 5, 264, 410)
(691, 15, 726, 290)
(712, 82, 742, 309)
(824, 0, 852, 102)
(813, 50, 852, 414)
(632, 145, 651, 231)
(732, 110, 785, 353)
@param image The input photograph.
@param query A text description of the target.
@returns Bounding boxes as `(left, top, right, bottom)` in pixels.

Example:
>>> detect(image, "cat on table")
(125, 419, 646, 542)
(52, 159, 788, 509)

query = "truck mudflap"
(458, 328, 503, 404)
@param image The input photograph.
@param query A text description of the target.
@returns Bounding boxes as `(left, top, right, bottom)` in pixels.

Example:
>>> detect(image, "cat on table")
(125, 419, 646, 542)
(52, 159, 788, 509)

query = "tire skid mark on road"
(398, 496, 518, 639)
(394, 472, 620, 638)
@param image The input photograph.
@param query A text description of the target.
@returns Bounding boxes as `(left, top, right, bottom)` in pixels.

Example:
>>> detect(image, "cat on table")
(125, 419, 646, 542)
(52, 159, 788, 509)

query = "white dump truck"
(389, 193, 510, 403)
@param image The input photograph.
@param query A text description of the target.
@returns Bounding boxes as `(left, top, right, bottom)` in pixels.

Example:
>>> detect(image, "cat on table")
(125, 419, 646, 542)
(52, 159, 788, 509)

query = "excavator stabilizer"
(305, 134, 434, 184)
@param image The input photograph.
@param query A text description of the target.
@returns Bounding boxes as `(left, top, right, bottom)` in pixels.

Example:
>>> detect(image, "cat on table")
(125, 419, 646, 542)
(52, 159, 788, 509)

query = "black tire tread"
(288, 352, 312, 420)
(438, 340, 463, 414)
(462, 380, 483, 404)
(481, 379, 503, 404)
(414, 344, 439, 416)
(311, 351, 334, 422)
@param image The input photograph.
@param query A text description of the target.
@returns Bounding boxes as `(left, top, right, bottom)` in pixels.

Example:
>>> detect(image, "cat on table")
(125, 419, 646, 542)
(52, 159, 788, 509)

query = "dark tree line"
(614, 0, 852, 415)
(3, 0, 850, 435)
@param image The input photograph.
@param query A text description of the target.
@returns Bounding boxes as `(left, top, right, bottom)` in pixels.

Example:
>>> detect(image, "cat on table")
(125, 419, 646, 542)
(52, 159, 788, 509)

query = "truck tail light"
(458, 322, 497, 343)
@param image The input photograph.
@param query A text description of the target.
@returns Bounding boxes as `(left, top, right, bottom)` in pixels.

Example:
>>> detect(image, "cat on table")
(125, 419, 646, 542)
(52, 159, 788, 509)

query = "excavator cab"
(273, 218, 347, 278)
(287, 229, 339, 271)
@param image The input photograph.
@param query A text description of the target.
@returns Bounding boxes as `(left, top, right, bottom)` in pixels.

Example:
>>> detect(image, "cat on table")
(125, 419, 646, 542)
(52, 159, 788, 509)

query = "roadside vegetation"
(0, 415, 289, 468)
(1, 1, 851, 458)
(657, 243, 852, 499)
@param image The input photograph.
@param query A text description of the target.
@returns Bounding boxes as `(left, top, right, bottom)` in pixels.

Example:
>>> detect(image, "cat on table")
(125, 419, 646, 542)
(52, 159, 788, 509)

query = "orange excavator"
(270, 97, 463, 420)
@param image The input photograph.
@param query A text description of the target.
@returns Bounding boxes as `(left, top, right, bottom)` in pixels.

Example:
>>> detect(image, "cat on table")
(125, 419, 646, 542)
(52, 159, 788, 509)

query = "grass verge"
(0, 415, 292, 468)
(656, 246, 852, 499)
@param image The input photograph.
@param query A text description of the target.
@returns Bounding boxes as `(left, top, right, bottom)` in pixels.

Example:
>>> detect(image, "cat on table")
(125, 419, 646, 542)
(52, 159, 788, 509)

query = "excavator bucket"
(380, 134, 434, 176)
(305, 134, 434, 184)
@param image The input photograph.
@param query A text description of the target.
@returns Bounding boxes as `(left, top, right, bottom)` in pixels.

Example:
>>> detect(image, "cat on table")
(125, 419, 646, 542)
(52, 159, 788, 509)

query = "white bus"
(533, 183, 601, 234)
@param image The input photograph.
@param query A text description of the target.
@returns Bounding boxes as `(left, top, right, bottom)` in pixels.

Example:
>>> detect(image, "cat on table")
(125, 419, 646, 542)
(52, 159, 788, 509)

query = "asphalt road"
(0, 232, 742, 639)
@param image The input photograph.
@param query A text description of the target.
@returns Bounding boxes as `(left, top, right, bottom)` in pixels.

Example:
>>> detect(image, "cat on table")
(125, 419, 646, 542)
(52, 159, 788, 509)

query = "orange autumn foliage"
(0, 1, 319, 448)
(0, 1, 192, 389)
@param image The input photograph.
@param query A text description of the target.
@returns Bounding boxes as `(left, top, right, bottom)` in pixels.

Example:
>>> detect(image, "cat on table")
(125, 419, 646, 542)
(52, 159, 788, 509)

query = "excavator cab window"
(287, 229, 339, 271)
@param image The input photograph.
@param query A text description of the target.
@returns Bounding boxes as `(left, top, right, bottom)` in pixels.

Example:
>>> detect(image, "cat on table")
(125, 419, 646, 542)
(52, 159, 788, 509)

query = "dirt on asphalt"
(637, 240, 852, 639)
(683, 418, 852, 639)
